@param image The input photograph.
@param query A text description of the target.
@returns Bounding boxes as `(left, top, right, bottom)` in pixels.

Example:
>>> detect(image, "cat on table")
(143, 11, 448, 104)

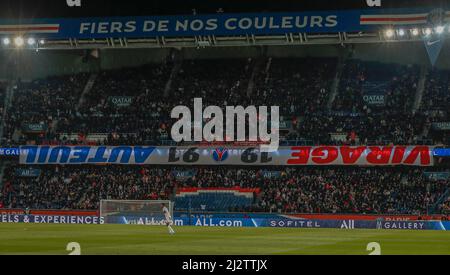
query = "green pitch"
(0, 223, 449, 255)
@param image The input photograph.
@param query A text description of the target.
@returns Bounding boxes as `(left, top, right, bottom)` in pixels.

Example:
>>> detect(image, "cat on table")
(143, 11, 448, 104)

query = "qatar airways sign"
(19, 145, 433, 166)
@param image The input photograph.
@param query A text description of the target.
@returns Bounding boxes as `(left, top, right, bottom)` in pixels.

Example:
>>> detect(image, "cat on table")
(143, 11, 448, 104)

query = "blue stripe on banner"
(433, 148, 450, 157)
(3, 214, 448, 230)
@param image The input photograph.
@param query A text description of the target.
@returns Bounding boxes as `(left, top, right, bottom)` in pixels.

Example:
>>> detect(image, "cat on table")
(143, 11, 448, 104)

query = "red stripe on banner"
(360, 16, 426, 22)
(0, 26, 59, 32)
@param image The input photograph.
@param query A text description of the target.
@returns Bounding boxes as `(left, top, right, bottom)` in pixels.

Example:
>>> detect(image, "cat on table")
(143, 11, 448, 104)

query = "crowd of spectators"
(60, 63, 173, 137)
(252, 57, 337, 117)
(2, 74, 89, 145)
(421, 69, 450, 146)
(0, 57, 449, 215)
(421, 69, 450, 112)
(0, 166, 174, 210)
(1, 57, 446, 147)
(1, 166, 448, 215)
(0, 83, 5, 127)
(291, 112, 427, 145)
(333, 61, 419, 113)
(254, 167, 448, 215)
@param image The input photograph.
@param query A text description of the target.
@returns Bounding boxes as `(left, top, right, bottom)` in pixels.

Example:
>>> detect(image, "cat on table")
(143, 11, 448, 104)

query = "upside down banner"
(19, 146, 434, 166)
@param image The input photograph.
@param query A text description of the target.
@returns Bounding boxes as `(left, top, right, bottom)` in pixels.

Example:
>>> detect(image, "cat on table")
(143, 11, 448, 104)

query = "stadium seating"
(2, 74, 89, 146)
(0, 56, 449, 216)
(2, 58, 446, 147)
(1, 166, 448, 215)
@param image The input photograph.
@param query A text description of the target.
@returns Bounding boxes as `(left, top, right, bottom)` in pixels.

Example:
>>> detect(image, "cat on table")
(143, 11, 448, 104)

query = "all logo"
(340, 220, 355, 229)
(212, 148, 229, 162)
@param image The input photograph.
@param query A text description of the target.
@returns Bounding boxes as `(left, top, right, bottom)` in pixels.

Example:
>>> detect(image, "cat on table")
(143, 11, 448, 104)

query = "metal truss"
(0, 30, 437, 50)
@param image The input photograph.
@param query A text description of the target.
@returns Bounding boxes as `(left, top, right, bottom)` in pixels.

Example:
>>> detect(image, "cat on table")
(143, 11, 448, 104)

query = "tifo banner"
(19, 146, 434, 166)
(0, 8, 449, 39)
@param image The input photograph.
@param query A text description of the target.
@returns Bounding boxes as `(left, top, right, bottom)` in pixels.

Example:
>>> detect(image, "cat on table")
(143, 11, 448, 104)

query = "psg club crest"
(212, 148, 229, 162)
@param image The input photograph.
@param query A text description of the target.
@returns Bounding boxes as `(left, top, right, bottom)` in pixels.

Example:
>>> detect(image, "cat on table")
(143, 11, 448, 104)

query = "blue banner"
(2, 214, 450, 230)
(105, 215, 257, 227)
(0, 214, 104, 224)
(433, 148, 450, 157)
(105, 214, 444, 230)
(0, 8, 449, 39)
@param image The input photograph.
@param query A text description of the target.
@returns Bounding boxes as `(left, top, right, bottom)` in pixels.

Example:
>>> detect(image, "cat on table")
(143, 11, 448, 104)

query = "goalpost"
(100, 200, 174, 225)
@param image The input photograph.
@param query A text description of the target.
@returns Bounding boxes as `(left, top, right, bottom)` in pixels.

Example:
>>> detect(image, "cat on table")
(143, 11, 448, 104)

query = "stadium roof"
(0, 0, 448, 50)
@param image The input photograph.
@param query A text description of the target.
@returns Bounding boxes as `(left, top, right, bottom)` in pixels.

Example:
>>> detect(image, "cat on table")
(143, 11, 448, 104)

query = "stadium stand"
(2, 58, 446, 147)
(1, 165, 449, 215)
(0, 53, 449, 216)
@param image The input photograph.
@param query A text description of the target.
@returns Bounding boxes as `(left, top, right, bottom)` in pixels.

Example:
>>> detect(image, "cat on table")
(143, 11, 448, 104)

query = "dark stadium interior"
(2, 165, 448, 215)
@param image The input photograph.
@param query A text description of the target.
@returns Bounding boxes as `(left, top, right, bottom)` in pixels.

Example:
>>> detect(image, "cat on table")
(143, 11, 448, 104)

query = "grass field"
(0, 223, 449, 255)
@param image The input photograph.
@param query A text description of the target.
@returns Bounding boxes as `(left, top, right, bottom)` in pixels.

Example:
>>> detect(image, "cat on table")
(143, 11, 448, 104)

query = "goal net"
(100, 200, 174, 225)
